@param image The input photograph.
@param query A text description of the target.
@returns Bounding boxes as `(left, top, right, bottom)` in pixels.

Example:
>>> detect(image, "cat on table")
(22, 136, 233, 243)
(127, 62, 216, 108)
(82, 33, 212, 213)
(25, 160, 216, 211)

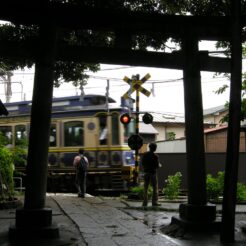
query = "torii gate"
(0, 0, 243, 243)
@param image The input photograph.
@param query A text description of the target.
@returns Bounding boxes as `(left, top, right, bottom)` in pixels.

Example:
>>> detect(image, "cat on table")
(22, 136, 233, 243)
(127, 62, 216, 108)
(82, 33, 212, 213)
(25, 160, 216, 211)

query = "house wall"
(204, 111, 228, 126)
(156, 130, 246, 153)
(205, 130, 246, 152)
(153, 124, 166, 141)
(153, 123, 185, 141)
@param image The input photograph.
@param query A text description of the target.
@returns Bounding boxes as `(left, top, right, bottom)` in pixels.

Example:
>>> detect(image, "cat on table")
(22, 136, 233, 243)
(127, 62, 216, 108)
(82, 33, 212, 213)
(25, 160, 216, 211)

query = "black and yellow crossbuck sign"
(122, 73, 151, 99)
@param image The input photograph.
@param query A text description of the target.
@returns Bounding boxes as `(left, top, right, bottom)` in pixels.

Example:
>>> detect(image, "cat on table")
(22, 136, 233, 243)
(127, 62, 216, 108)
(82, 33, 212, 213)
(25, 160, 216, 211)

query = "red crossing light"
(120, 113, 131, 125)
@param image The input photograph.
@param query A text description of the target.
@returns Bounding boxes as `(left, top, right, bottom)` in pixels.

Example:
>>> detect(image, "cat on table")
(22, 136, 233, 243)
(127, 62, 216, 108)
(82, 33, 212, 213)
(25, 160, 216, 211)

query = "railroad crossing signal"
(122, 73, 151, 99)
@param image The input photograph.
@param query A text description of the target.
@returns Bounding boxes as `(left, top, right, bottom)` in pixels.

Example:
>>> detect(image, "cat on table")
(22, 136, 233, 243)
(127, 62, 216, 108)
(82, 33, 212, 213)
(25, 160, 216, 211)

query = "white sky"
(1, 41, 245, 114)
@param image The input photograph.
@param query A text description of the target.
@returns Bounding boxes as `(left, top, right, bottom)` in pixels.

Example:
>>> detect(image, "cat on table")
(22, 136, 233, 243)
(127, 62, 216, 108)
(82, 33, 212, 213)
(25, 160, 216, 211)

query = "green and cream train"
(0, 95, 136, 192)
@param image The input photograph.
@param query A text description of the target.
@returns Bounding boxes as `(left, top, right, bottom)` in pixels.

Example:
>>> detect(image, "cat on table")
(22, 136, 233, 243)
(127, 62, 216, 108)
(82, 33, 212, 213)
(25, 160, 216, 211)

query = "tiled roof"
(204, 125, 228, 134)
(203, 105, 227, 116)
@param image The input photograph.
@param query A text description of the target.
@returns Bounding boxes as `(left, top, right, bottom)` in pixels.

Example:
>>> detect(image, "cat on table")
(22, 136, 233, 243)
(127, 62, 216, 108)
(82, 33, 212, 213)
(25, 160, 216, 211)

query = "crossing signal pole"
(122, 73, 151, 185)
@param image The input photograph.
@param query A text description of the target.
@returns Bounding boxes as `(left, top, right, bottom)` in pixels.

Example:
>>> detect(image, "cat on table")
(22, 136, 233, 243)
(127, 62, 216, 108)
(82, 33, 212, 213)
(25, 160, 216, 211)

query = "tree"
(0, 23, 100, 88)
(214, 43, 246, 123)
(0, 1, 170, 88)
(0, 1, 245, 89)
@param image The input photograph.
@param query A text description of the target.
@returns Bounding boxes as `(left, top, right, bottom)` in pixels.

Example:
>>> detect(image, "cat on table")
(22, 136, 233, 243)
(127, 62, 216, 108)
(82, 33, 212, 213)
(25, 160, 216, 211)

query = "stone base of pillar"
(180, 203, 216, 222)
(171, 203, 221, 232)
(9, 207, 59, 240)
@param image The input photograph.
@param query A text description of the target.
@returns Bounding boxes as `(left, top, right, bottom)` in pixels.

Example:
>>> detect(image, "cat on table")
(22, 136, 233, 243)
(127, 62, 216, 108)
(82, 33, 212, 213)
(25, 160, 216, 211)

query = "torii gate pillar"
(172, 34, 219, 230)
(9, 23, 59, 239)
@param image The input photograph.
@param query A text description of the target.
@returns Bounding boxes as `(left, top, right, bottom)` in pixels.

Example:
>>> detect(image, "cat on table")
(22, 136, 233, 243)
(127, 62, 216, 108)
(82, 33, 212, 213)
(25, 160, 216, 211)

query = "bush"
(237, 182, 246, 202)
(206, 171, 246, 202)
(11, 146, 27, 167)
(130, 185, 152, 200)
(0, 146, 15, 200)
(163, 172, 182, 200)
(206, 173, 222, 200)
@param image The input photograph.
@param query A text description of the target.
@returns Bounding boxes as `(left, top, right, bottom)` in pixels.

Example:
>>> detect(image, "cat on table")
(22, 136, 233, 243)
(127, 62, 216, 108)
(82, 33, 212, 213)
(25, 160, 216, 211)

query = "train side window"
(0, 126, 12, 146)
(15, 125, 27, 146)
(111, 113, 119, 145)
(49, 124, 57, 147)
(64, 121, 84, 147)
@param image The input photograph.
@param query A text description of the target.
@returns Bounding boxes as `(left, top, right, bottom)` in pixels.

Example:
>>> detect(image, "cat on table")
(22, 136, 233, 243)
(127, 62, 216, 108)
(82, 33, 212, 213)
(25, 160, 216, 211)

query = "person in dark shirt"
(141, 142, 161, 207)
(73, 148, 89, 198)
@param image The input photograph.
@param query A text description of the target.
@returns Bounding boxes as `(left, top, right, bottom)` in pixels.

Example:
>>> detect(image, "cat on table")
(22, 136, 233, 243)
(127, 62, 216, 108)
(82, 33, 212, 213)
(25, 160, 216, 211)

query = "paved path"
(51, 194, 177, 246)
(1, 193, 246, 245)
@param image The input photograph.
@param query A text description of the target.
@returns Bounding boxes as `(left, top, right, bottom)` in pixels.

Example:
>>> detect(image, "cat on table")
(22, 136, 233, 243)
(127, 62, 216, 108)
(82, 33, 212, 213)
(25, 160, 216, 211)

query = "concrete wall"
(156, 139, 186, 153)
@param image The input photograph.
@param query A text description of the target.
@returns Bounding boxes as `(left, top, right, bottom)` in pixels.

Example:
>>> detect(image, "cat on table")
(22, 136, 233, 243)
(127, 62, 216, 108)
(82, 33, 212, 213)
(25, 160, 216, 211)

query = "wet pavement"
(1, 193, 246, 245)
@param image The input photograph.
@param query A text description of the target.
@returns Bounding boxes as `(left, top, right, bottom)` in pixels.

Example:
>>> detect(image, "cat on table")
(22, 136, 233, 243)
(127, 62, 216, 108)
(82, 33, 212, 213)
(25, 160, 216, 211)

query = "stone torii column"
(172, 32, 218, 230)
(9, 23, 59, 239)
(221, 0, 242, 242)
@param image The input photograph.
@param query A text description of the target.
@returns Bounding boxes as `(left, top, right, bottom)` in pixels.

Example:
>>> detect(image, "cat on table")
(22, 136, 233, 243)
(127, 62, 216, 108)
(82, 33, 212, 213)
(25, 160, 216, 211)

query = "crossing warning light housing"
(142, 113, 153, 124)
(120, 113, 131, 125)
(128, 134, 143, 150)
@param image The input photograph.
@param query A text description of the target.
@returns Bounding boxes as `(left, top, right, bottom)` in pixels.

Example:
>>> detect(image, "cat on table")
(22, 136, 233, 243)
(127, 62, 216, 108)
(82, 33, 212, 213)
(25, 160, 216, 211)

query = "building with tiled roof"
(204, 125, 246, 152)
(139, 111, 186, 142)
(139, 110, 216, 142)
(203, 105, 228, 126)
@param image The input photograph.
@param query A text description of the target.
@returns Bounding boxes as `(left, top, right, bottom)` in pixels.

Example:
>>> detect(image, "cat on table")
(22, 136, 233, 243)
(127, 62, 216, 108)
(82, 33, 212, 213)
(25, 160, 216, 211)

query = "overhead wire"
(5, 68, 230, 101)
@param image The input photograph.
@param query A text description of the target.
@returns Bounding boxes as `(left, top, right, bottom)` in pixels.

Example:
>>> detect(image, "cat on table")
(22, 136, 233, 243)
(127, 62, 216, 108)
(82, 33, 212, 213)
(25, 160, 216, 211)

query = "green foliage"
(11, 147, 27, 167)
(237, 183, 246, 202)
(206, 172, 224, 200)
(163, 172, 182, 200)
(0, 146, 14, 200)
(167, 132, 176, 140)
(206, 171, 246, 202)
(2, 1, 244, 88)
(0, 23, 101, 86)
(0, 132, 9, 147)
(213, 42, 246, 123)
(130, 185, 152, 200)
(214, 84, 229, 95)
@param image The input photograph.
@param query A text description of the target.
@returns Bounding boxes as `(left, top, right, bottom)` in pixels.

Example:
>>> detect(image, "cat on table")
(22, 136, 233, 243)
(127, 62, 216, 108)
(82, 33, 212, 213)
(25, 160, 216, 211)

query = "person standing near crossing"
(73, 148, 89, 198)
(141, 142, 161, 207)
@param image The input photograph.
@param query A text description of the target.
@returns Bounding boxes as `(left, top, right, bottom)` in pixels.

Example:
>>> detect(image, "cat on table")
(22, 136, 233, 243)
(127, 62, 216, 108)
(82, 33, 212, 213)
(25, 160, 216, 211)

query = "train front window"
(49, 124, 57, 147)
(64, 121, 84, 146)
(111, 113, 119, 145)
(15, 125, 27, 146)
(0, 126, 12, 146)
